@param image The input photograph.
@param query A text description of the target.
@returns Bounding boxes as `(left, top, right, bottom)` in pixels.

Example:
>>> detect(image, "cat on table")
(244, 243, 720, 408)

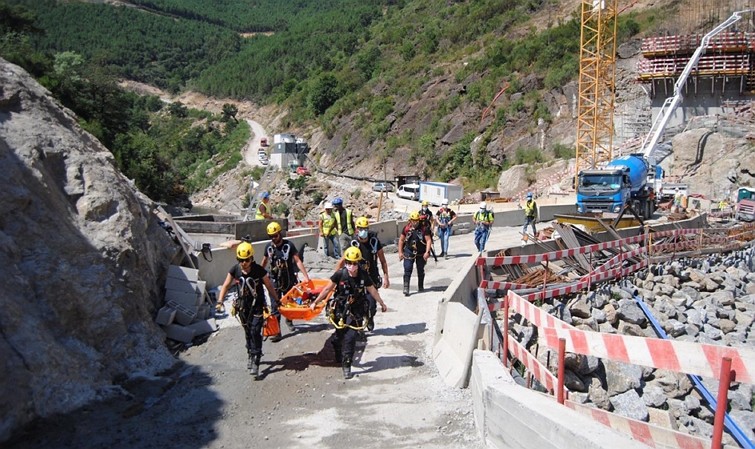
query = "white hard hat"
(442, 199, 449, 206)
(480, 201, 487, 209)
(324, 201, 333, 209)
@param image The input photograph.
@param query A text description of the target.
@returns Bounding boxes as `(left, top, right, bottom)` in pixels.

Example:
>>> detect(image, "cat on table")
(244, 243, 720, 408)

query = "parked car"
(397, 183, 420, 200)
(296, 166, 311, 176)
(260, 137, 268, 147)
(372, 182, 394, 192)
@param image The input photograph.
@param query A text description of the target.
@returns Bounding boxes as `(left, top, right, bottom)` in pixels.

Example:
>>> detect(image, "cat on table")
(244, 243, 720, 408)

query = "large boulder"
(0, 58, 180, 442)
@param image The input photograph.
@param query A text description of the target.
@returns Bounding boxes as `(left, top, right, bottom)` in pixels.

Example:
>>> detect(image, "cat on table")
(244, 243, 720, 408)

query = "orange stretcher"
(278, 279, 332, 321)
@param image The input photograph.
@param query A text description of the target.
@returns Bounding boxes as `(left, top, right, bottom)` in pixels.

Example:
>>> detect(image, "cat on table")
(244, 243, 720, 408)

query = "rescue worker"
(332, 197, 355, 256)
(473, 202, 494, 253)
(522, 192, 537, 244)
(398, 211, 433, 296)
(418, 200, 437, 260)
(310, 247, 387, 379)
(319, 201, 340, 258)
(255, 191, 273, 220)
(217, 242, 279, 379)
(260, 221, 311, 341)
(434, 199, 457, 258)
(334, 216, 389, 331)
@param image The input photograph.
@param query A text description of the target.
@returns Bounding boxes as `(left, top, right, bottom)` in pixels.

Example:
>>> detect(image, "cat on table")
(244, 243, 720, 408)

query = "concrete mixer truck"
(576, 154, 655, 219)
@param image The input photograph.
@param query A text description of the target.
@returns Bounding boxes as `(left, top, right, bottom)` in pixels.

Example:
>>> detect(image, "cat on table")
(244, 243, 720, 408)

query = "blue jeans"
(474, 226, 490, 252)
(522, 217, 536, 238)
(323, 234, 340, 258)
(437, 225, 452, 254)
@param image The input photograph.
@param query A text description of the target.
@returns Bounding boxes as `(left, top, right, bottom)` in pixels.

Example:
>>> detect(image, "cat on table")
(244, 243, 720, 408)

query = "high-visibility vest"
(334, 208, 354, 235)
(474, 210, 494, 224)
(320, 212, 337, 236)
(255, 201, 270, 220)
(524, 200, 537, 218)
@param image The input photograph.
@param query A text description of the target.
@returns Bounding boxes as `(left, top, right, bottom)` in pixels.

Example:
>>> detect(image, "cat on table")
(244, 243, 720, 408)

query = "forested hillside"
(2, 0, 670, 201)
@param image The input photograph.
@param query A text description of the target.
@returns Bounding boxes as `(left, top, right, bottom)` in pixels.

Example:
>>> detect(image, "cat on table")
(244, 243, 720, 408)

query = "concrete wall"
(538, 204, 577, 221)
(471, 351, 650, 449)
(196, 233, 319, 290)
(432, 255, 483, 388)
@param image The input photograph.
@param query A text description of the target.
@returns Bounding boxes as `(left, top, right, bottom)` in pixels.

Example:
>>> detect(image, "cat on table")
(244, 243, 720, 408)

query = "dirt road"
(8, 228, 505, 449)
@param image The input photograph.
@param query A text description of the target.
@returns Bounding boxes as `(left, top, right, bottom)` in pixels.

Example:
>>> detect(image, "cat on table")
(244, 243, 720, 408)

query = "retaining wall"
(471, 351, 650, 449)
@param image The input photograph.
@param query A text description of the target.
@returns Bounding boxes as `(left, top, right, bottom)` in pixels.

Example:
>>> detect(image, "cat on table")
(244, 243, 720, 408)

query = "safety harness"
(327, 268, 368, 331)
(266, 242, 296, 292)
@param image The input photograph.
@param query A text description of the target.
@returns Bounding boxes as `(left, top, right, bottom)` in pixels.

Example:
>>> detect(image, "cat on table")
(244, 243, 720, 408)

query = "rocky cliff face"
(0, 58, 180, 442)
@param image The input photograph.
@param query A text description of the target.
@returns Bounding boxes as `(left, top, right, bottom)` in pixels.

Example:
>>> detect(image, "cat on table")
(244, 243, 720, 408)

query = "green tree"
(221, 103, 238, 123)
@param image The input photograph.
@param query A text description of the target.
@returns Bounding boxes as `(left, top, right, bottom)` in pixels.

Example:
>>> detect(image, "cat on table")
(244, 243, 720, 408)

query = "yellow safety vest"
(320, 212, 337, 236)
(334, 208, 354, 235)
(524, 200, 537, 218)
(255, 201, 270, 220)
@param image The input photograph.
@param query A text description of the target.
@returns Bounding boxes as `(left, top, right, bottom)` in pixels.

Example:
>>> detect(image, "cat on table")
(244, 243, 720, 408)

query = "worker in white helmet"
(473, 201, 494, 253)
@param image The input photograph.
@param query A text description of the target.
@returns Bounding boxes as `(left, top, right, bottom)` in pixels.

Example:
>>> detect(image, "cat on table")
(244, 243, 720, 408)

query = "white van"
(397, 183, 420, 201)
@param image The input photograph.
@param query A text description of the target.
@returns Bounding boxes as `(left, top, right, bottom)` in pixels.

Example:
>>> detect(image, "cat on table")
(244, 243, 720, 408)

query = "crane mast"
(574, 0, 619, 188)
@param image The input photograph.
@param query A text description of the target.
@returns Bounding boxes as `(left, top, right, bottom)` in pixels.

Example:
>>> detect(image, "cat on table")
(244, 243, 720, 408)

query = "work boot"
(250, 355, 260, 378)
(270, 333, 282, 342)
(403, 275, 410, 296)
(285, 319, 295, 331)
(418, 274, 425, 292)
(366, 316, 375, 332)
(342, 361, 352, 379)
(246, 353, 253, 370)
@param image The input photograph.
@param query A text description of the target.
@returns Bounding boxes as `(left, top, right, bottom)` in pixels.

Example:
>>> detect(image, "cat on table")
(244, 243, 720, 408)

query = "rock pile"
(508, 248, 755, 444)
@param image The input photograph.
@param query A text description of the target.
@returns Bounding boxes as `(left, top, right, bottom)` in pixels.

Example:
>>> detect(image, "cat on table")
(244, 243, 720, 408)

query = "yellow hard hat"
(421, 200, 429, 206)
(267, 221, 282, 236)
(409, 211, 421, 221)
(236, 242, 254, 259)
(344, 246, 362, 262)
(356, 216, 369, 228)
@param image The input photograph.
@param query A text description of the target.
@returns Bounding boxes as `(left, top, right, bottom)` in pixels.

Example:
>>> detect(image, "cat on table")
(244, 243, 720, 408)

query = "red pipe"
(502, 294, 509, 368)
(557, 338, 566, 404)
(711, 357, 732, 449)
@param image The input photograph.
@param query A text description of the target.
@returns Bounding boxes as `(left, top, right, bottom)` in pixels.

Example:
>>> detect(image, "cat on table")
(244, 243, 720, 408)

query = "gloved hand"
(230, 303, 237, 317)
(215, 302, 225, 313)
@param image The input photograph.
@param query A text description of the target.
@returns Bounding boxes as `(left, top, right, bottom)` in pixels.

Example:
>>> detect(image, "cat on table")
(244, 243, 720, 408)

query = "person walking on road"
(434, 199, 457, 259)
(522, 192, 538, 244)
(310, 247, 387, 379)
(255, 191, 274, 220)
(319, 202, 340, 258)
(473, 202, 494, 253)
(332, 197, 355, 258)
(216, 242, 279, 379)
(334, 216, 389, 331)
(398, 211, 433, 296)
(260, 221, 311, 342)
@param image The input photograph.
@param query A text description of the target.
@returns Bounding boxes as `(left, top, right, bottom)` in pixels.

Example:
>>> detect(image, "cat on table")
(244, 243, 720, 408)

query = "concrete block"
(197, 303, 211, 320)
(155, 306, 176, 326)
(168, 300, 197, 326)
(167, 265, 199, 282)
(187, 318, 217, 336)
(165, 289, 201, 309)
(162, 324, 196, 343)
(165, 277, 200, 294)
(433, 301, 481, 388)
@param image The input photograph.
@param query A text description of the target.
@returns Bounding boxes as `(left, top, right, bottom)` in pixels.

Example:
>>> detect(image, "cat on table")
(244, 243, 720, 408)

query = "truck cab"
(576, 169, 629, 214)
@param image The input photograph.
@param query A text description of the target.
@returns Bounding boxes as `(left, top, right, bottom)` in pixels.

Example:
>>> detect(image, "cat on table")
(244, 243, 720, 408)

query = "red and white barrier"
(506, 334, 566, 397)
(539, 325, 755, 384)
(564, 400, 709, 449)
(289, 220, 319, 228)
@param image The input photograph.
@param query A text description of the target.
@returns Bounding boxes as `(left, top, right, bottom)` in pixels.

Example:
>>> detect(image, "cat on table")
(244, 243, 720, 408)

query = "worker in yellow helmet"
(334, 216, 389, 332)
(217, 242, 279, 379)
(398, 211, 433, 296)
(310, 246, 387, 379)
(260, 221, 311, 341)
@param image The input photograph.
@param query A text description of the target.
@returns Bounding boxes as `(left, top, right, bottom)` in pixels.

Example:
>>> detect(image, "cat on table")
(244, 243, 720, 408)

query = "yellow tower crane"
(575, 0, 619, 188)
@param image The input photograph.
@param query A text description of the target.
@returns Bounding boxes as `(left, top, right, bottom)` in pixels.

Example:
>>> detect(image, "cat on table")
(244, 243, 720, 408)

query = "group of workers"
(220, 191, 540, 380)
